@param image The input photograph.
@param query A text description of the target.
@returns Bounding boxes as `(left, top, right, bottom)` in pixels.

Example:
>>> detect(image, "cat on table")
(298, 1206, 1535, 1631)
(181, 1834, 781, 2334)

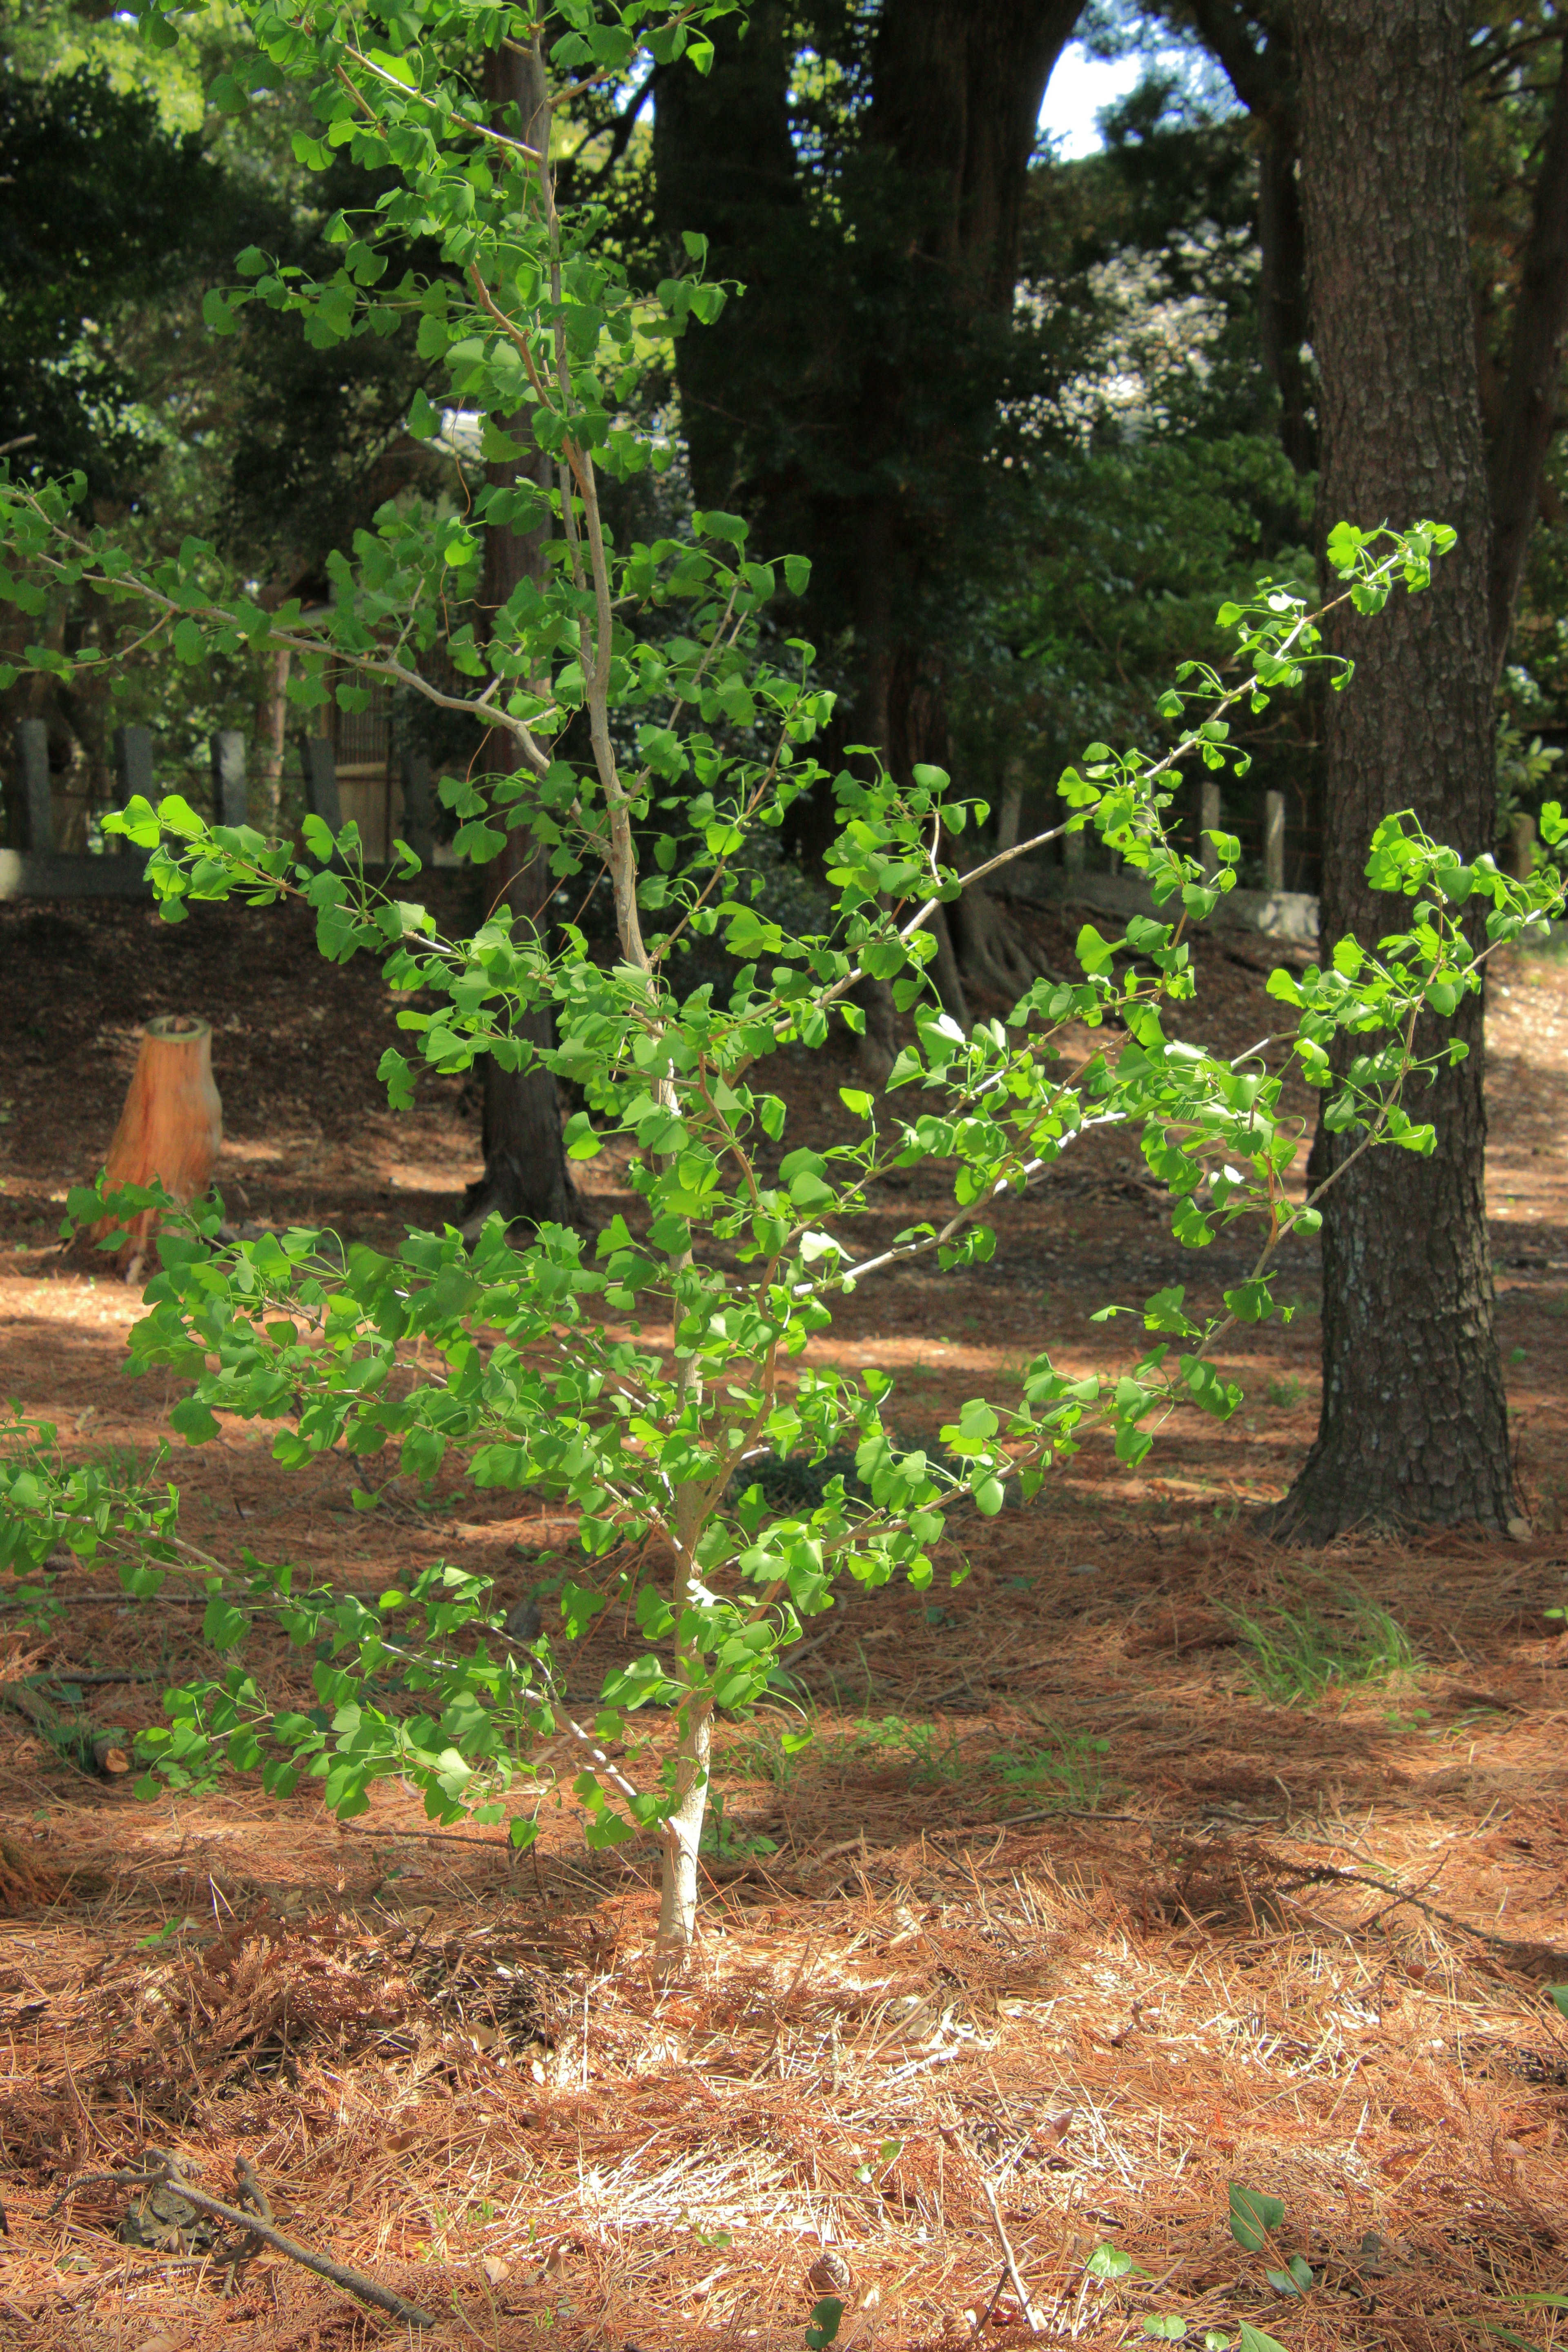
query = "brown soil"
(1, 892, 1566, 2351)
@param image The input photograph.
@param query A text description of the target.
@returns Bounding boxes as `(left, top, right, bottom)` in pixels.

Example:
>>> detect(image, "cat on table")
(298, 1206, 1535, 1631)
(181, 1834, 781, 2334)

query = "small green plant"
(729, 1719, 815, 1784)
(852, 2137, 902, 2184)
(682, 2214, 733, 2250)
(1087, 2244, 1146, 2282)
(1265, 1374, 1301, 1409)
(899, 1719, 969, 1783)
(805, 2298, 843, 2349)
(992, 1728, 1112, 1809)
(1090, 2220, 1292, 2352)
(844, 1713, 969, 1783)
(699, 1789, 778, 1860)
(136, 1916, 197, 1949)
(1229, 2182, 1312, 2302)
(1225, 1597, 1417, 1705)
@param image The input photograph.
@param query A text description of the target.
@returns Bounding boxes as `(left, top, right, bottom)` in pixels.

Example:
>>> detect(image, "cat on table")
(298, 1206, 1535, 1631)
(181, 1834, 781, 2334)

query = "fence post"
(10, 719, 52, 851)
(301, 737, 341, 833)
(1200, 781, 1221, 884)
(399, 748, 435, 864)
(113, 726, 154, 809)
(211, 731, 248, 829)
(1263, 790, 1285, 892)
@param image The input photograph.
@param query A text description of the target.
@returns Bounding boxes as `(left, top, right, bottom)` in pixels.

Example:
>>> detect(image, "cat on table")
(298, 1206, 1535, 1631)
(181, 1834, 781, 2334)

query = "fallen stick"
(1270, 1858, 1568, 1964)
(94, 2154, 439, 2331)
(969, 2259, 1009, 2338)
(977, 2176, 1042, 2335)
(0, 1682, 130, 1775)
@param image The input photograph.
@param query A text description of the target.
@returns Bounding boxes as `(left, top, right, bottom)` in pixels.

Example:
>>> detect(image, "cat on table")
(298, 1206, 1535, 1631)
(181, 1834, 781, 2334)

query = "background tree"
(653, 7, 1082, 889)
(457, 39, 583, 1236)
(1274, 0, 1514, 1535)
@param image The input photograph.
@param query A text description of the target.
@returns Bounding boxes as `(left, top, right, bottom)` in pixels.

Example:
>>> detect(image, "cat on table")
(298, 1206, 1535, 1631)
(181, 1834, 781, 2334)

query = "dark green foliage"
(219, 154, 446, 575)
(0, 64, 230, 496)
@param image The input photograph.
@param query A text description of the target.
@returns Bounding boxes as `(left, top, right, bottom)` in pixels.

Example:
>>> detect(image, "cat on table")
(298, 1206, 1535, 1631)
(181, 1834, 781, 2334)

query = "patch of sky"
(1039, 4, 1243, 159)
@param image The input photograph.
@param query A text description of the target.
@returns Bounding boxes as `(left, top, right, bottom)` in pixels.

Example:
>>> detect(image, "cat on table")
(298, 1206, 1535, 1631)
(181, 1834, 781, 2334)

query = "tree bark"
(1188, 1, 1312, 472)
(1486, 29, 1568, 676)
(1269, 0, 1514, 1539)
(651, 0, 799, 510)
(855, 0, 1082, 783)
(653, 0, 1081, 998)
(255, 644, 292, 834)
(459, 39, 581, 1241)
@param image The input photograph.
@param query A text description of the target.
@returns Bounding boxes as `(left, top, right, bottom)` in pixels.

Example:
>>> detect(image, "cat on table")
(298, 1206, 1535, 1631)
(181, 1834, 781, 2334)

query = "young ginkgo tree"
(2, 0, 1561, 1959)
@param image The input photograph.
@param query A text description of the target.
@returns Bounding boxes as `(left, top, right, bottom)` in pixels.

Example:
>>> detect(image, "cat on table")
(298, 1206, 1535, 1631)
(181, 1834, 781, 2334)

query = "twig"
(969, 2259, 1011, 2338)
(146, 2153, 437, 2330)
(233, 2154, 273, 2226)
(977, 2174, 1042, 2334)
(1269, 1858, 1568, 1961)
(47, 2168, 163, 2217)
(29, 1669, 158, 1687)
(340, 1824, 515, 1851)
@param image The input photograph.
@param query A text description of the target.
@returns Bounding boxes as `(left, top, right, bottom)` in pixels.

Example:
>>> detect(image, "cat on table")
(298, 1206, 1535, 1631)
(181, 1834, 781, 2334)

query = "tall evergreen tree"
(653, 2, 1084, 813)
(1272, 0, 1515, 1534)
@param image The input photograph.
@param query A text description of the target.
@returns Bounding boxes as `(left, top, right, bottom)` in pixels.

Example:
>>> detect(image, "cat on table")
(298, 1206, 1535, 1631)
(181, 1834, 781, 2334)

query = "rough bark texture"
(1486, 31, 1568, 675)
(459, 42, 580, 1241)
(1273, 0, 1514, 1538)
(849, 0, 1081, 785)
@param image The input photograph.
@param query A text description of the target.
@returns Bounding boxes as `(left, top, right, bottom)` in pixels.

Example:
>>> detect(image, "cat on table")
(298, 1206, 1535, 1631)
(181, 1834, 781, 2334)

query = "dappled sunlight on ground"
(3, 900, 1568, 2345)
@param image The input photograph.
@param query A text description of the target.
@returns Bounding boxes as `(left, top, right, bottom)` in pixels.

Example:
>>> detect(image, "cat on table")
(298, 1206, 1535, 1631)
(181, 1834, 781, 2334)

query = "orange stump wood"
(92, 1015, 223, 1270)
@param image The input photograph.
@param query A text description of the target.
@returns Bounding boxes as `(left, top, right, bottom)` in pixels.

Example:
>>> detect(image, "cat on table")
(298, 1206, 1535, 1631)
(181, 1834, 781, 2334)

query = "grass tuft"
(1223, 1594, 1418, 1704)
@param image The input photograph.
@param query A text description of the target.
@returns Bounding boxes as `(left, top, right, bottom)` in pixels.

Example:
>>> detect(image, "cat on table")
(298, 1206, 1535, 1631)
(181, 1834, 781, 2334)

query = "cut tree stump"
(91, 1015, 222, 1279)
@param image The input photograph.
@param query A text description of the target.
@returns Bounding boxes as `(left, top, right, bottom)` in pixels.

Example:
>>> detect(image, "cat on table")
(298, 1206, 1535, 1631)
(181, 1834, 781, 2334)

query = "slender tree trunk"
(1188, 3, 1312, 472)
(459, 40, 581, 1239)
(654, 0, 1081, 1007)
(255, 644, 292, 834)
(1256, 117, 1314, 473)
(1486, 30, 1568, 675)
(1270, 0, 1514, 1539)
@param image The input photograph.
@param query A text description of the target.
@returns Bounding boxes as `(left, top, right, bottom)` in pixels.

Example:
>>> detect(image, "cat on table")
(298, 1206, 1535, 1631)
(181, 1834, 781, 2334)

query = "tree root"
(950, 875, 1071, 1001)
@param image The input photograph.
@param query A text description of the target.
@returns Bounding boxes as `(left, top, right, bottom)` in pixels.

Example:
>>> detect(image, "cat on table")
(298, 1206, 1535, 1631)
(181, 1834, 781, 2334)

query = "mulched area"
(2, 888, 1567, 2348)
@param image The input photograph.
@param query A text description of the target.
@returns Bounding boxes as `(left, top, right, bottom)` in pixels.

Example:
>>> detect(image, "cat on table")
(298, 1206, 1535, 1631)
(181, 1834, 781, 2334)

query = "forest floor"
(0, 889, 1566, 2352)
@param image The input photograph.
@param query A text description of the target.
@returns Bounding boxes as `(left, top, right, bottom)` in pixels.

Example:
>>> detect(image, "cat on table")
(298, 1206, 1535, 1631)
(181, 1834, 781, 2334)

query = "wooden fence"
(0, 721, 438, 901)
(3, 724, 1316, 941)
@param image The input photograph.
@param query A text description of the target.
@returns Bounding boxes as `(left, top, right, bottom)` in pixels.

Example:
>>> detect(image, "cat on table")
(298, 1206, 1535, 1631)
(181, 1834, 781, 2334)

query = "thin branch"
(978, 2175, 1043, 2334)
(1270, 1858, 1568, 1962)
(145, 2154, 437, 2330)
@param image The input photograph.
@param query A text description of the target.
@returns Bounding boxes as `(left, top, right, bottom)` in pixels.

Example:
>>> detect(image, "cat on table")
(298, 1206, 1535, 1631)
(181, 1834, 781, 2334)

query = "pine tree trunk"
(1270, 0, 1515, 1538)
(458, 40, 581, 1240)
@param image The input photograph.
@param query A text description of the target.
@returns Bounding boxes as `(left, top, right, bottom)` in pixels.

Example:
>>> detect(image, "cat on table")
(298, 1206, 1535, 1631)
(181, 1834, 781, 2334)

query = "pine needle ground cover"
(1, 902, 1566, 2350)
